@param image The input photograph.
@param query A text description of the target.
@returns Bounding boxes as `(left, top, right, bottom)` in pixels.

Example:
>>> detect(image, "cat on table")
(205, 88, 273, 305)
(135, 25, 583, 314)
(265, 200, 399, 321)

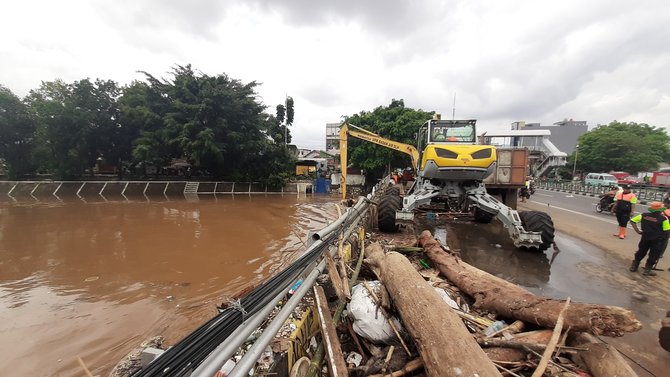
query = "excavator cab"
(416, 119, 497, 182)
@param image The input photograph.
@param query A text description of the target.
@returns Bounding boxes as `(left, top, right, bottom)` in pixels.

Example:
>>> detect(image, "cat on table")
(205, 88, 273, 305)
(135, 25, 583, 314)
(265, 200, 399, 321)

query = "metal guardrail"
(193, 179, 389, 376)
(538, 182, 669, 202)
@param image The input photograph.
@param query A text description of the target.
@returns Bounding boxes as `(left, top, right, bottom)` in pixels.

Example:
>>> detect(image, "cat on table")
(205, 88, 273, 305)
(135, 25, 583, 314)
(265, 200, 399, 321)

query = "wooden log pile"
(302, 228, 643, 377)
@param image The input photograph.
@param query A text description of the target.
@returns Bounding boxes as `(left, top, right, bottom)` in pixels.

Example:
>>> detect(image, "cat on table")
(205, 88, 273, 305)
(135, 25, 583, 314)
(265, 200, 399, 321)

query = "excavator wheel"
(519, 211, 555, 251)
(473, 208, 494, 223)
(386, 186, 401, 196)
(378, 191, 402, 233)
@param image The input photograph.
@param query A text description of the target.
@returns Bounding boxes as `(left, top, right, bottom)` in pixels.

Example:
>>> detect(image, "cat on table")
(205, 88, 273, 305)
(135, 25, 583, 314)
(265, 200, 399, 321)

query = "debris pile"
(110, 218, 642, 377)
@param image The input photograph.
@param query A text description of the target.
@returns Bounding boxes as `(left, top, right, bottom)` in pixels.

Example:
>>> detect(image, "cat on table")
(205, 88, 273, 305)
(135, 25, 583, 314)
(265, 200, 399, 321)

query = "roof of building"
(480, 130, 552, 137)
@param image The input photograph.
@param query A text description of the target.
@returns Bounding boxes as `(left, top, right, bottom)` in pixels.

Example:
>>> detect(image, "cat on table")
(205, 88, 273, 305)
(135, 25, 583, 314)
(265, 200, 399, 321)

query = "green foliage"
(25, 79, 124, 179)
(285, 96, 294, 125)
(0, 64, 295, 181)
(575, 121, 670, 174)
(344, 99, 434, 177)
(122, 65, 293, 180)
(276, 104, 286, 124)
(0, 85, 37, 178)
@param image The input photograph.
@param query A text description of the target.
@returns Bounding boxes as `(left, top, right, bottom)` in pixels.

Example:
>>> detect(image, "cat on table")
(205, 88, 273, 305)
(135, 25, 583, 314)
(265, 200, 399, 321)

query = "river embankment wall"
(0, 181, 315, 200)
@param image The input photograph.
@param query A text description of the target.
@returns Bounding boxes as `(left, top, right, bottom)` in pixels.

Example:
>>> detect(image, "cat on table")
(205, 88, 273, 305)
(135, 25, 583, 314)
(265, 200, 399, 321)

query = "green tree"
(27, 80, 87, 178)
(0, 85, 37, 178)
(124, 65, 293, 180)
(27, 79, 123, 179)
(343, 99, 434, 178)
(273, 96, 294, 145)
(575, 121, 670, 174)
(285, 96, 294, 144)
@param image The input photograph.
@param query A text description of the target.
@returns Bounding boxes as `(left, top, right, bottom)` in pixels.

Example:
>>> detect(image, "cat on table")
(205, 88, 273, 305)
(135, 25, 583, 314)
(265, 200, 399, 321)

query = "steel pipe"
(227, 258, 327, 377)
(190, 285, 292, 377)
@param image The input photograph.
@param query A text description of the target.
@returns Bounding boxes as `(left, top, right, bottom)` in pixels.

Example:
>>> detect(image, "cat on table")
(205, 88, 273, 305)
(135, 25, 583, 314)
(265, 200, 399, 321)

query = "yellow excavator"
(339, 116, 555, 251)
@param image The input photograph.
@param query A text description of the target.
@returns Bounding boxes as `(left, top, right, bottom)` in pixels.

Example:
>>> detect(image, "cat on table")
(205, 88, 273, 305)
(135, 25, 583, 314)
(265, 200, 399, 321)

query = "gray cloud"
(2, 0, 669, 150)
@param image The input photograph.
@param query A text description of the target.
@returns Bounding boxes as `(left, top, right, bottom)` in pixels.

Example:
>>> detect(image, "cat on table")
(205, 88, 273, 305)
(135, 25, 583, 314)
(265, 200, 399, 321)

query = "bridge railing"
(537, 181, 669, 202)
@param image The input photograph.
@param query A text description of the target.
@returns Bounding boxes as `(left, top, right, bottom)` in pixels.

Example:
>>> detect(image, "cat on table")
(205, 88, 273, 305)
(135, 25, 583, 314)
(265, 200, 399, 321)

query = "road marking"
(530, 200, 618, 225)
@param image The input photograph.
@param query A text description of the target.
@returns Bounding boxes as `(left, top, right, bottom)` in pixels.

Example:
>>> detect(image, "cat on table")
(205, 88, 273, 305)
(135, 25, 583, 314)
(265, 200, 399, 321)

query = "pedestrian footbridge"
(480, 130, 567, 178)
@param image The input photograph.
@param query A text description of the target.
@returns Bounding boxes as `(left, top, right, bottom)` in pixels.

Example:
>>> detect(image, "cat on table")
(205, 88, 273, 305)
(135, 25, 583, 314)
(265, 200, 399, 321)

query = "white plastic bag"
(347, 281, 403, 343)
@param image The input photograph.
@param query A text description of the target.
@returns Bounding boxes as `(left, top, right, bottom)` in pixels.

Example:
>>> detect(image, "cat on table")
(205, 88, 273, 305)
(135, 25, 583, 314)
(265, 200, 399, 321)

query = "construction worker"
(629, 202, 670, 276)
(519, 177, 531, 203)
(612, 186, 637, 239)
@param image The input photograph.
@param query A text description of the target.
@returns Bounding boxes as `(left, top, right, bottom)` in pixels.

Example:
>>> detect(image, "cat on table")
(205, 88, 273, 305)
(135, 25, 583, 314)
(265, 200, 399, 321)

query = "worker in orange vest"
(611, 186, 637, 239)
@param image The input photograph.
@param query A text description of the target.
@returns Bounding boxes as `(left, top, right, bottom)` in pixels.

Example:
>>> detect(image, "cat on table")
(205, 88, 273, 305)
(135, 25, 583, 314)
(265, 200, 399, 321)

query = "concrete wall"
(0, 181, 315, 201)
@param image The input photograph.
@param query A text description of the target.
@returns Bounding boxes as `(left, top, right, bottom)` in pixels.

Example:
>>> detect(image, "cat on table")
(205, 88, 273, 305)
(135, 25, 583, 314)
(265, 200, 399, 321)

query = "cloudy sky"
(2, 0, 669, 150)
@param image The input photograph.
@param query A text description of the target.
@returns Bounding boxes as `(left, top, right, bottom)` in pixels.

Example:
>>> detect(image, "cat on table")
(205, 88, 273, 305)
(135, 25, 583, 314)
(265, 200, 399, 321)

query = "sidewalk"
(519, 201, 670, 283)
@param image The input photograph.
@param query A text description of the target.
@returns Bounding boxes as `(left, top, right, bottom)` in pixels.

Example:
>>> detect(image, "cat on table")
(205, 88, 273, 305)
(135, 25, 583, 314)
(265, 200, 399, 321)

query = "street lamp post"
(572, 144, 579, 179)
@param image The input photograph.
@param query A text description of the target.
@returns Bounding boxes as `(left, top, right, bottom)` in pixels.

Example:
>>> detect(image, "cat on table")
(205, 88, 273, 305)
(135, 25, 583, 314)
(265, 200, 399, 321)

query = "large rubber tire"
(595, 203, 603, 213)
(378, 192, 402, 233)
(474, 207, 494, 223)
(519, 211, 555, 251)
(386, 186, 400, 196)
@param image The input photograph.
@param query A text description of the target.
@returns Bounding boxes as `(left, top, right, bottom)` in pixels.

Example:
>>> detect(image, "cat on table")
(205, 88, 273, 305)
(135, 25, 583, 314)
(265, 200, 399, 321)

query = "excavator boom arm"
(339, 122, 419, 199)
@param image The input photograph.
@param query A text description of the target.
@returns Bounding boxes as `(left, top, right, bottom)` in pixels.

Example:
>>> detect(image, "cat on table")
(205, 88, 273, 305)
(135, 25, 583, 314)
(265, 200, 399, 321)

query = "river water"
(0, 195, 338, 376)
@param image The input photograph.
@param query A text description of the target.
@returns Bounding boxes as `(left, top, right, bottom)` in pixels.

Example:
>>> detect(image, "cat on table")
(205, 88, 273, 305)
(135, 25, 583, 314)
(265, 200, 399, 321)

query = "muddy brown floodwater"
(0, 195, 338, 377)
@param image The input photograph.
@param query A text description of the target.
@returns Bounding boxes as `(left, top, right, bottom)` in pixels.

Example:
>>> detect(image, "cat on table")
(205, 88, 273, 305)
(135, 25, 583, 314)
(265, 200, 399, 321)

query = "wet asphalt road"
(418, 191, 670, 376)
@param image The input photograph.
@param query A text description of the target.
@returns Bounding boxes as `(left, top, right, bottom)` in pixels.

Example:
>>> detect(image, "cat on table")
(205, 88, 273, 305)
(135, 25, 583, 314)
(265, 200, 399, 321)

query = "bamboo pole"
(531, 298, 570, 377)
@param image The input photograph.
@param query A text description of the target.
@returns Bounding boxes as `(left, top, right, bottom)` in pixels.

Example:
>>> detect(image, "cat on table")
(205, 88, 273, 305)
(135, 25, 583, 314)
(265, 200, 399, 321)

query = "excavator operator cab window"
(428, 120, 476, 144)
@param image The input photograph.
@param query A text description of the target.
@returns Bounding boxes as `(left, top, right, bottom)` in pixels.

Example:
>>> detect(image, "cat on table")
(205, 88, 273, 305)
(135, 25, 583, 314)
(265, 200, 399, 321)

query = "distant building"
(297, 148, 320, 158)
(325, 122, 341, 154)
(512, 119, 587, 154)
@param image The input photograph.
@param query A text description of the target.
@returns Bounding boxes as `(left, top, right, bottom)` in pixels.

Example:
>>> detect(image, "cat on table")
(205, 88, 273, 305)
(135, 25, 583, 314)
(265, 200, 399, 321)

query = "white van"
(585, 173, 618, 187)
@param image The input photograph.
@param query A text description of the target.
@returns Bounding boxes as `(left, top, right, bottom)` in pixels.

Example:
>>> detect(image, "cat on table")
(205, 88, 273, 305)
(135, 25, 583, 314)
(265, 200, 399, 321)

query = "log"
(313, 285, 348, 377)
(365, 242, 502, 377)
(568, 332, 638, 377)
(368, 358, 423, 377)
(417, 230, 642, 337)
(325, 252, 347, 300)
(483, 347, 526, 362)
(477, 337, 550, 353)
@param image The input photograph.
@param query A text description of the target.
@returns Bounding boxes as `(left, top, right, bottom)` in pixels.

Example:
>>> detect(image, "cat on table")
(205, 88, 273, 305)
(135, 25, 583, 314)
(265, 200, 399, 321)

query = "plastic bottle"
(483, 320, 506, 336)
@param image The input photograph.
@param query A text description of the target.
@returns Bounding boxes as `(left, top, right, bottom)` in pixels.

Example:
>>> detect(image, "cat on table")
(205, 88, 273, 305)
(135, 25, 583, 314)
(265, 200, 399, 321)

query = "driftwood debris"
(364, 242, 503, 377)
(417, 230, 642, 337)
(313, 285, 348, 377)
(569, 332, 638, 377)
(368, 357, 423, 377)
(531, 297, 570, 377)
(325, 252, 348, 301)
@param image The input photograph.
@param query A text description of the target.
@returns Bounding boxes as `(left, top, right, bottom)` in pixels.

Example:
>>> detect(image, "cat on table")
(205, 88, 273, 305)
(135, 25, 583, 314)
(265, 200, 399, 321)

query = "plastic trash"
(347, 281, 403, 343)
(346, 352, 363, 367)
(484, 320, 507, 336)
(288, 279, 303, 295)
(433, 287, 460, 310)
(214, 359, 236, 377)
